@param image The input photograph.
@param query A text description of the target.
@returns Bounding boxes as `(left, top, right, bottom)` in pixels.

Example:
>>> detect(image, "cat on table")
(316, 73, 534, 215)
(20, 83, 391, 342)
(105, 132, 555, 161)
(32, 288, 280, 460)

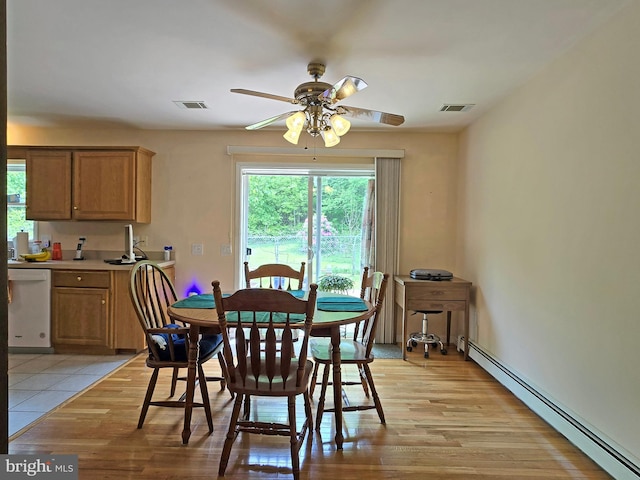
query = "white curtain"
(374, 157, 401, 343)
(361, 179, 375, 270)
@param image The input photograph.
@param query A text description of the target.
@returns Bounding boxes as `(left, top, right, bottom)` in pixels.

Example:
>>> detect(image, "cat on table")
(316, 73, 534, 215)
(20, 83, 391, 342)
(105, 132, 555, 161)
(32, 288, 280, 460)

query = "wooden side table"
(394, 276, 472, 360)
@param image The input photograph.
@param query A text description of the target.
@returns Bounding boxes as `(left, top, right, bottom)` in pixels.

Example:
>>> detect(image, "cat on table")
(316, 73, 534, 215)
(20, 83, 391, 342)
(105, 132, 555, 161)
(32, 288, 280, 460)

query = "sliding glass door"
(238, 165, 374, 292)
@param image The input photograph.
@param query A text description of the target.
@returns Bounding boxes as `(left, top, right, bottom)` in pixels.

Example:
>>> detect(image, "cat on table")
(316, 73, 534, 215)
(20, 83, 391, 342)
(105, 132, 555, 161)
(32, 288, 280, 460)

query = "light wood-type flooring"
(8, 348, 612, 479)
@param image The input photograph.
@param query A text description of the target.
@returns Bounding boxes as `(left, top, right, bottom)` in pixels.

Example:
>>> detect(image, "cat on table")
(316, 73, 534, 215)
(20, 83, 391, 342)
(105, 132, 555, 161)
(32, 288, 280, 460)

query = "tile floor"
(8, 352, 134, 437)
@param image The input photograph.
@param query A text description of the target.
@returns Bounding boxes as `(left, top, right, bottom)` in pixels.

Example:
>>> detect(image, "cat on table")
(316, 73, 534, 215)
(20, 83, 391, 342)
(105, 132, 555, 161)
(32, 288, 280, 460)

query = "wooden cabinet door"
(26, 150, 72, 220)
(72, 151, 136, 220)
(112, 270, 145, 352)
(111, 266, 175, 352)
(52, 287, 111, 348)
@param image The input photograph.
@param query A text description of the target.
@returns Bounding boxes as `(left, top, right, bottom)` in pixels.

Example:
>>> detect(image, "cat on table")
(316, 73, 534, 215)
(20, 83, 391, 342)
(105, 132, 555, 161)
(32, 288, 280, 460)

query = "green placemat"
(172, 294, 216, 309)
(317, 296, 368, 312)
(287, 290, 306, 298)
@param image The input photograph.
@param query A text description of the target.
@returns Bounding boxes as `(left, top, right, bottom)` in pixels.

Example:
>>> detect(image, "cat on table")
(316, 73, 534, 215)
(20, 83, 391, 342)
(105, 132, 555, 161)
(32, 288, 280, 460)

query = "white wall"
(458, 0, 640, 466)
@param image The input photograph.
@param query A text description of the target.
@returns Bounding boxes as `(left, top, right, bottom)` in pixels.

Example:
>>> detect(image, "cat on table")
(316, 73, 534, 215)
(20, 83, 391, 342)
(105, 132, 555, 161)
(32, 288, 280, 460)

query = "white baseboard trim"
(468, 342, 639, 480)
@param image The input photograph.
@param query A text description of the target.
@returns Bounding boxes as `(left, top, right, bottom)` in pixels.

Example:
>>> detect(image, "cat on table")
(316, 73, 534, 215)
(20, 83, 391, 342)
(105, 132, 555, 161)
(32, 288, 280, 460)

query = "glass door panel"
(244, 174, 309, 286)
(240, 167, 373, 294)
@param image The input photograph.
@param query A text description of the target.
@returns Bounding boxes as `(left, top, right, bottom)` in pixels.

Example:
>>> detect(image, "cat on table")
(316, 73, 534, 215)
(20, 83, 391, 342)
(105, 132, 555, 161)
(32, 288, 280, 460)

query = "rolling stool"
(406, 310, 447, 358)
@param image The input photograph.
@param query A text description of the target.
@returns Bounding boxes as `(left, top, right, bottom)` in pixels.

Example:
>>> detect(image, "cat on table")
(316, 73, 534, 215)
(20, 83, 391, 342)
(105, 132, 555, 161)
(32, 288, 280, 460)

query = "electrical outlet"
(191, 243, 204, 256)
(140, 235, 148, 245)
(220, 244, 232, 256)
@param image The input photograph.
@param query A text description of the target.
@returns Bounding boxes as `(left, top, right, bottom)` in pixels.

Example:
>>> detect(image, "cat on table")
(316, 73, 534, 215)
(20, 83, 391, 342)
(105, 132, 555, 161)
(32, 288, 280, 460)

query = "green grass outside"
(246, 237, 363, 291)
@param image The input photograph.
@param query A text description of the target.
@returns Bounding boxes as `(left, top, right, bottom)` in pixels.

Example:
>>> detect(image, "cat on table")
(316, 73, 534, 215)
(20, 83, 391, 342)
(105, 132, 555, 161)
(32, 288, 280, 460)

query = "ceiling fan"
(231, 62, 405, 147)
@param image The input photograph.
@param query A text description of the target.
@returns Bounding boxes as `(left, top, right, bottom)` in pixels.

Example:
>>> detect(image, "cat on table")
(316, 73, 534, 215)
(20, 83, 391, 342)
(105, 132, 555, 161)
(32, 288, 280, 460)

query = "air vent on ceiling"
(173, 101, 208, 109)
(440, 104, 474, 112)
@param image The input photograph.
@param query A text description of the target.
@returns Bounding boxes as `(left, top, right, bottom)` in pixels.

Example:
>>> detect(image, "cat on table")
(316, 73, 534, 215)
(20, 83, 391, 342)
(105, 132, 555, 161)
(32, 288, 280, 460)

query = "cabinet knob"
(73, 206, 78, 210)
(77, 276, 82, 281)
(101, 300, 106, 305)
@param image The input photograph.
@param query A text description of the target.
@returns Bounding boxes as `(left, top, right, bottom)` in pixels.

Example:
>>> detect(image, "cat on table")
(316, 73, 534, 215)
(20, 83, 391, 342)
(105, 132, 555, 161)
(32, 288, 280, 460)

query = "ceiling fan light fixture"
(329, 113, 351, 136)
(231, 62, 404, 148)
(286, 111, 306, 130)
(283, 128, 301, 145)
(321, 127, 340, 147)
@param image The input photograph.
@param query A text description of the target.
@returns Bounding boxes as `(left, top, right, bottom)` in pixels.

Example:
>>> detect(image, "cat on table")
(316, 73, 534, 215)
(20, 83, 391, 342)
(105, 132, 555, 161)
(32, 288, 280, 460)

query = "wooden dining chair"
(128, 260, 225, 438)
(310, 272, 389, 430)
(212, 280, 318, 480)
(244, 261, 306, 350)
(244, 261, 305, 290)
(309, 266, 383, 397)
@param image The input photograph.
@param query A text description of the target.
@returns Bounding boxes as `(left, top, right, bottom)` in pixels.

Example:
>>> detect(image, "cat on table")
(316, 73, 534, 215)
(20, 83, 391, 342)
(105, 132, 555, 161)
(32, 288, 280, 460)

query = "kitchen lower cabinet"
(51, 265, 175, 354)
(52, 271, 113, 354)
(52, 286, 111, 351)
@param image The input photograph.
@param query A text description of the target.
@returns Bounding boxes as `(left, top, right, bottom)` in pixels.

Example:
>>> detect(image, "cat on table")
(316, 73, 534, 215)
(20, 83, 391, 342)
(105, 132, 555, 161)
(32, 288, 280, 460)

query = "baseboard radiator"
(468, 341, 639, 480)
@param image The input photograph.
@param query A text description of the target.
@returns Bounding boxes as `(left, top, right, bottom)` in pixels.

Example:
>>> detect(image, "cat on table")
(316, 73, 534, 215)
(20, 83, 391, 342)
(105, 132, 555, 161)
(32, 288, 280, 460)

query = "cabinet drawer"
(53, 271, 110, 288)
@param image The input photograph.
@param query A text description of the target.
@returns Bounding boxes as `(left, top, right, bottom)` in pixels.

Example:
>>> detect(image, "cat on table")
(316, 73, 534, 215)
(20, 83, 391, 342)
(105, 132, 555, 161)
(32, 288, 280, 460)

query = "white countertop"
(7, 259, 175, 271)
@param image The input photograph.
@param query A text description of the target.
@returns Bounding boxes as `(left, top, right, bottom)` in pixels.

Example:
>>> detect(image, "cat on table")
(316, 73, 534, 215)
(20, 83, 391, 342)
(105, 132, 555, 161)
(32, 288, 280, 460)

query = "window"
(238, 164, 375, 290)
(7, 159, 36, 241)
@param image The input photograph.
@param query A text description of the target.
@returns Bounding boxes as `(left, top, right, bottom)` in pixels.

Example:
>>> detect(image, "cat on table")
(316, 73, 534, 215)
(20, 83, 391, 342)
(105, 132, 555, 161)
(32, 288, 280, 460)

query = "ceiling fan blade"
(340, 105, 405, 126)
(319, 76, 368, 104)
(231, 88, 297, 104)
(245, 111, 298, 130)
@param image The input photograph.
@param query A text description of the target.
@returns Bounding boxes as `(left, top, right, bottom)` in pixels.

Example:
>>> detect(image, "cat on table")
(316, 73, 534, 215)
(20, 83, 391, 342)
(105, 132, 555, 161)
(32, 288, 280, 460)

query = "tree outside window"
(7, 160, 36, 242)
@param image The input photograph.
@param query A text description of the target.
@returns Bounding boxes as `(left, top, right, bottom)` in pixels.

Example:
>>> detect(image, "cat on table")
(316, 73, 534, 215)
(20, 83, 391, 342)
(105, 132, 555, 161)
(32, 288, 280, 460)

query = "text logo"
(1, 455, 78, 479)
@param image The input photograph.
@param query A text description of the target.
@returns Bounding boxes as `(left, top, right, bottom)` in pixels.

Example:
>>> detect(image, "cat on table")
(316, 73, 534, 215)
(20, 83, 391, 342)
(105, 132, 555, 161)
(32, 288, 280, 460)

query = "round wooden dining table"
(167, 290, 374, 449)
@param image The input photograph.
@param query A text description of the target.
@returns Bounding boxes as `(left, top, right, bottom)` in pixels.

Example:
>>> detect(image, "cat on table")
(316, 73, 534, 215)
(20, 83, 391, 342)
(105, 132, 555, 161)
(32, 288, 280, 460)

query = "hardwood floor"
(8, 348, 612, 479)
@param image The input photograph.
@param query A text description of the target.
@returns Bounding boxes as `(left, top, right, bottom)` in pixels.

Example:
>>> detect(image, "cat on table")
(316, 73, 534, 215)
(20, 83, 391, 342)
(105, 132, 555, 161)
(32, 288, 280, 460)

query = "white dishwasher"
(8, 268, 52, 351)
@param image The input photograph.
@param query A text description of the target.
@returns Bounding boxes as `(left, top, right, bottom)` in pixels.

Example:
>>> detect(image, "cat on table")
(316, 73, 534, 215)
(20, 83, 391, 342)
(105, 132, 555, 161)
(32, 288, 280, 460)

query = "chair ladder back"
(131, 263, 167, 325)
(212, 281, 317, 390)
(358, 266, 370, 299)
(244, 261, 306, 290)
(355, 268, 385, 342)
(136, 264, 177, 325)
(361, 273, 389, 356)
(149, 267, 174, 329)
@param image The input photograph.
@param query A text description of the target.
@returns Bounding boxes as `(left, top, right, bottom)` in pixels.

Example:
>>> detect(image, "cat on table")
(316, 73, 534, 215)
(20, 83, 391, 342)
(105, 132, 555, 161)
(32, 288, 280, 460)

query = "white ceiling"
(7, 0, 630, 133)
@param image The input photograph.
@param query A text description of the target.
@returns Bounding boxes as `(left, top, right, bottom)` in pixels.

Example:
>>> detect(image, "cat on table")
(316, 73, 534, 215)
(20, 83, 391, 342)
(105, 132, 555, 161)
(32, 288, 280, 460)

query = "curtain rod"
(227, 145, 404, 158)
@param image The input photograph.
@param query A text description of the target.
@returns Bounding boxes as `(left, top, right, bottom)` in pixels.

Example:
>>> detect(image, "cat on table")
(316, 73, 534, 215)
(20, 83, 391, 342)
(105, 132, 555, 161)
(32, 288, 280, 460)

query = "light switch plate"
(191, 243, 204, 256)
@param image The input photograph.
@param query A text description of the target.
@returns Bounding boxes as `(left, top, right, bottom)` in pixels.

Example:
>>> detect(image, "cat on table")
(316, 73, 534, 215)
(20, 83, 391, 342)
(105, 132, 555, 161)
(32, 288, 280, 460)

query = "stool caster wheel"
(411, 340, 418, 347)
(441, 348, 448, 355)
(406, 346, 412, 352)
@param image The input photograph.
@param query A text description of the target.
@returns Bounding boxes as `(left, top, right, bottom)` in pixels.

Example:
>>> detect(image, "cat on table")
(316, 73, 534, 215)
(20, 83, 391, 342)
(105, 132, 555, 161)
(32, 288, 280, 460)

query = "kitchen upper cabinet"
(25, 150, 72, 220)
(25, 146, 154, 223)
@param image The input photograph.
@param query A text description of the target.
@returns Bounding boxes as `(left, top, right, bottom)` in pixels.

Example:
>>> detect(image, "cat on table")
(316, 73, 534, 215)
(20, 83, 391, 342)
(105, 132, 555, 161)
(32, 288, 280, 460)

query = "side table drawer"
(405, 300, 466, 311)
(407, 285, 468, 302)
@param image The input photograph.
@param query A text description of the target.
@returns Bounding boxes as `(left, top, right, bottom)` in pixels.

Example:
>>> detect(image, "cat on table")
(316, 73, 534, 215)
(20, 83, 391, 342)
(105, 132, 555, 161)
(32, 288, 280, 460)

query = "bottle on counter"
(164, 246, 173, 261)
(52, 242, 63, 260)
(32, 240, 42, 254)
